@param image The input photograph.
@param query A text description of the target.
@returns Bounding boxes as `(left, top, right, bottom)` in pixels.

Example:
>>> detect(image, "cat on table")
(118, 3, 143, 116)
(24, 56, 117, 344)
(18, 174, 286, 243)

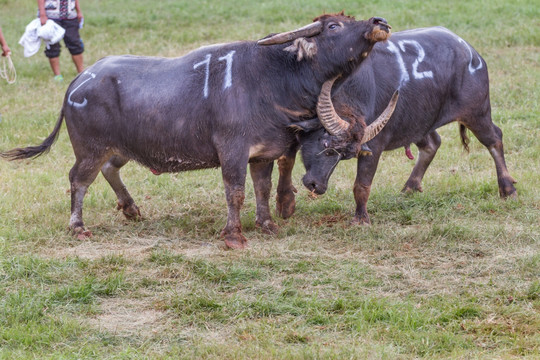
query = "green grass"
(1, 0, 539, 358)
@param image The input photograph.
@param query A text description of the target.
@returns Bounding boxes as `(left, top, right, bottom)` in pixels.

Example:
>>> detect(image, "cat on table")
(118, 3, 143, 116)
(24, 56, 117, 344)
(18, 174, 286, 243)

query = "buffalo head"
(258, 12, 391, 77)
(298, 90, 399, 195)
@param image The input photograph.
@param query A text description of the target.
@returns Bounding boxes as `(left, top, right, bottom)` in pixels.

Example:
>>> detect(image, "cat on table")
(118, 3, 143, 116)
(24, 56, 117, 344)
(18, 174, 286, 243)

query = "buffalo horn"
(360, 90, 399, 144)
(257, 21, 323, 45)
(316, 76, 350, 136)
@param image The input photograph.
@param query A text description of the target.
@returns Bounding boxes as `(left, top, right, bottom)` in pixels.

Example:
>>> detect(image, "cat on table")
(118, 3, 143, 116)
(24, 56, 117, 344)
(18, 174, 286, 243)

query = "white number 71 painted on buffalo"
(193, 50, 236, 98)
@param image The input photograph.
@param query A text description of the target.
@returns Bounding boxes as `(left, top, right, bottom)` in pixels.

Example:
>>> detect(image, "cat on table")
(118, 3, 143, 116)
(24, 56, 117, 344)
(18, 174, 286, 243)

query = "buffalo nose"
(372, 17, 388, 25)
(302, 176, 327, 195)
(371, 17, 391, 30)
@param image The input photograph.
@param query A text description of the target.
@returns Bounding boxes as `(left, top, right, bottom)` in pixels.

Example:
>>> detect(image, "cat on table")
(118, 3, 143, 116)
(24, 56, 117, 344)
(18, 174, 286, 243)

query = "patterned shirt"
(40, 0, 78, 20)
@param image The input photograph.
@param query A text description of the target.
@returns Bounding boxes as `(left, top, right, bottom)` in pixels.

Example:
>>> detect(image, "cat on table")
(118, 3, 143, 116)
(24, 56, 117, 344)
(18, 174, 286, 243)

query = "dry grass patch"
(87, 297, 166, 338)
(39, 236, 164, 261)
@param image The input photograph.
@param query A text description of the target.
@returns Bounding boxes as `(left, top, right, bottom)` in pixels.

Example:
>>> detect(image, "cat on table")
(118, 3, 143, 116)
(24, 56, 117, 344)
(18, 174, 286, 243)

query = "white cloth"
(19, 19, 41, 57)
(18, 19, 65, 57)
(38, 19, 65, 45)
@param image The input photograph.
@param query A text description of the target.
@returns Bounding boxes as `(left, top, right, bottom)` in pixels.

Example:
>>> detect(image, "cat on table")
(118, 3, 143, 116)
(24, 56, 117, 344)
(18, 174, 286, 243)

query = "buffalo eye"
(323, 140, 329, 148)
(328, 23, 339, 30)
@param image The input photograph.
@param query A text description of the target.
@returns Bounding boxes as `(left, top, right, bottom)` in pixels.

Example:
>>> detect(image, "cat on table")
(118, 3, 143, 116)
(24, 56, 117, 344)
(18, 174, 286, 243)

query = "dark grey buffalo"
(288, 27, 517, 224)
(1, 13, 395, 248)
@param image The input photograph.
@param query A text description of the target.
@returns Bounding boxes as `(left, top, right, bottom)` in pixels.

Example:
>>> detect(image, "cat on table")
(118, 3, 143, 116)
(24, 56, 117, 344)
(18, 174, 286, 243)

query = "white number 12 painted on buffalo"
(193, 50, 236, 98)
(387, 40, 433, 86)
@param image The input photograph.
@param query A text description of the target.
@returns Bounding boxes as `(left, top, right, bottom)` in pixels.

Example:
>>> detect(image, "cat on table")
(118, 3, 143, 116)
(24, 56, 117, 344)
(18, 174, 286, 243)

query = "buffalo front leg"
(352, 151, 382, 225)
(275, 144, 299, 219)
(220, 160, 249, 249)
(101, 155, 141, 220)
(402, 131, 441, 193)
(250, 161, 279, 234)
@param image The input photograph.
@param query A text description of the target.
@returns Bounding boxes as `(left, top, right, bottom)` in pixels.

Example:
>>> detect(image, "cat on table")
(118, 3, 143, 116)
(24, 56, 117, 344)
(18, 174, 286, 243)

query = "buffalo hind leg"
(101, 155, 141, 220)
(352, 151, 383, 225)
(460, 118, 517, 198)
(275, 144, 299, 219)
(250, 161, 279, 234)
(402, 131, 441, 193)
(69, 155, 109, 239)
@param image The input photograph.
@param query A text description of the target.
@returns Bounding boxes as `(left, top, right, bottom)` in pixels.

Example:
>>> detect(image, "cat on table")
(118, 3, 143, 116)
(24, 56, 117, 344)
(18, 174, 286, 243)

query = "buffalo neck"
(253, 42, 345, 124)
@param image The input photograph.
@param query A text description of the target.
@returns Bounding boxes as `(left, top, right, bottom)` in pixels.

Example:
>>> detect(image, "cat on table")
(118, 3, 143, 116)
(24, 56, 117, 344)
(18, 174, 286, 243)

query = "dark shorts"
(44, 18, 84, 58)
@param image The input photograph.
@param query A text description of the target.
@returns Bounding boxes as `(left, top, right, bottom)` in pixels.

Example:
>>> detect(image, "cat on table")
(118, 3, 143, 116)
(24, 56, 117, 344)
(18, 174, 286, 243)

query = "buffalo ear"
(284, 38, 318, 61)
(289, 119, 322, 132)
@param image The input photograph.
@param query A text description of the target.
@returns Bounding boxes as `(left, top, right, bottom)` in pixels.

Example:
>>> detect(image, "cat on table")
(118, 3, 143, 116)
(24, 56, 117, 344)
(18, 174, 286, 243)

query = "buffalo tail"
(0, 108, 64, 161)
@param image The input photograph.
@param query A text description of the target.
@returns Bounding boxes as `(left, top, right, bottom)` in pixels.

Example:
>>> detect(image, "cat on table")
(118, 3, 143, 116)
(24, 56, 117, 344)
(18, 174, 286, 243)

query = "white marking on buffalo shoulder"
(194, 50, 236, 98)
(193, 54, 212, 98)
(398, 40, 434, 80)
(386, 41, 409, 85)
(218, 50, 235, 90)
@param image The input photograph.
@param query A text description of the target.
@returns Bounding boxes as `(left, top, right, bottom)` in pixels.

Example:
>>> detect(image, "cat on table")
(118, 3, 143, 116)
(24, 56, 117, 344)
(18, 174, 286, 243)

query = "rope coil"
(0, 55, 16, 84)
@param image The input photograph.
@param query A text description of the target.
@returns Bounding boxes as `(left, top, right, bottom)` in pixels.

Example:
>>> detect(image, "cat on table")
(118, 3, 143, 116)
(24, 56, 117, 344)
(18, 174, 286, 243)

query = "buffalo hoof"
(256, 220, 279, 235)
(223, 233, 248, 250)
(351, 216, 371, 226)
(402, 185, 423, 194)
(72, 226, 93, 240)
(117, 202, 141, 220)
(501, 190, 518, 200)
(500, 185, 518, 199)
(276, 188, 297, 219)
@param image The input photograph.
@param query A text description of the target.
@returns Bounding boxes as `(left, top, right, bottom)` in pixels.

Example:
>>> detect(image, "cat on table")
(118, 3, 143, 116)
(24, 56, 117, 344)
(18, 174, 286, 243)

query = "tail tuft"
(0, 109, 64, 161)
(0, 143, 55, 161)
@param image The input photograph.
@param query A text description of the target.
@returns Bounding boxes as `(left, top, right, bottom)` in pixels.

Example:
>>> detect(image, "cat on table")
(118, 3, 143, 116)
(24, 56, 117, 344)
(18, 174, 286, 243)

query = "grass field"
(0, 0, 539, 358)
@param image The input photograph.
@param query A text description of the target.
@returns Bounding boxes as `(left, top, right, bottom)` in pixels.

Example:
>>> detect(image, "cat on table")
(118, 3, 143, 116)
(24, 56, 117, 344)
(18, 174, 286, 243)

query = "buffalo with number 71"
(1, 13, 398, 248)
(294, 27, 517, 225)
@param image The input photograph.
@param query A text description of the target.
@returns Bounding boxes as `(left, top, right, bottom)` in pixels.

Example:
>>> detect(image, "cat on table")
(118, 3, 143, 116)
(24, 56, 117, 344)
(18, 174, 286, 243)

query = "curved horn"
(316, 76, 350, 136)
(360, 90, 399, 144)
(257, 21, 323, 45)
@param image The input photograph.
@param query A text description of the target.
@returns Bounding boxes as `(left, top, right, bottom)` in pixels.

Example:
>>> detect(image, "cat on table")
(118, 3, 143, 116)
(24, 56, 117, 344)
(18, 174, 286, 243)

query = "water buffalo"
(283, 27, 517, 224)
(1, 13, 396, 248)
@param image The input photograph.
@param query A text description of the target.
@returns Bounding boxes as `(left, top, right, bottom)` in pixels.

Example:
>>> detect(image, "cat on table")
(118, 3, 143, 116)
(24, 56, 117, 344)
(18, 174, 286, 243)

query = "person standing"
(37, 0, 84, 82)
(0, 26, 11, 57)
(0, 25, 12, 121)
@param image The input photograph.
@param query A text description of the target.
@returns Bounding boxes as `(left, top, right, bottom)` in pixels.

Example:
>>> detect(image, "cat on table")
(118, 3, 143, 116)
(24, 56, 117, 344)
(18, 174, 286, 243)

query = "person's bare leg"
(72, 53, 84, 73)
(49, 57, 61, 76)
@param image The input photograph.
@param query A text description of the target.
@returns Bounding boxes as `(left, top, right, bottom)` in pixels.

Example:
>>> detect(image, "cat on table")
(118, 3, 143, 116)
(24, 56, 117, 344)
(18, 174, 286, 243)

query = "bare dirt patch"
(40, 237, 169, 261)
(87, 297, 166, 338)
